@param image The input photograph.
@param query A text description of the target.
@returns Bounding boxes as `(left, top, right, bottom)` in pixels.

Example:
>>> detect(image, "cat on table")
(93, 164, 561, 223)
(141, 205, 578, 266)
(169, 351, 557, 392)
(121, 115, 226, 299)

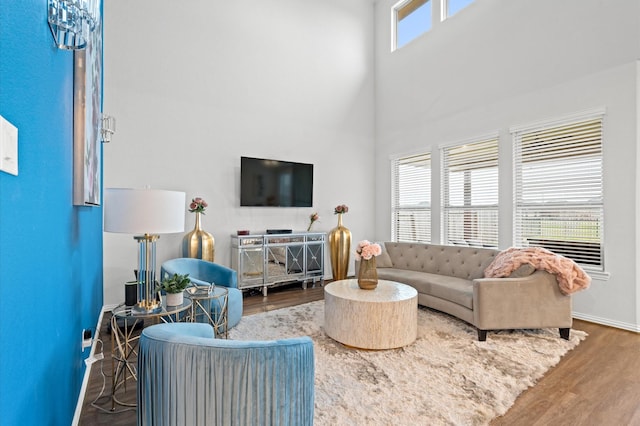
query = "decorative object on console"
(266, 229, 292, 234)
(354, 240, 382, 290)
(307, 212, 319, 232)
(158, 273, 191, 306)
(329, 204, 351, 281)
(104, 188, 186, 312)
(237, 230, 250, 235)
(183, 197, 215, 262)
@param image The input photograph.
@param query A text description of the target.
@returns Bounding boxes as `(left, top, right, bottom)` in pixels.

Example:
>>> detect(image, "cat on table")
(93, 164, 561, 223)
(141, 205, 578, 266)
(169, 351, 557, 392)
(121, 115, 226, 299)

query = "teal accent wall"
(0, 1, 104, 424)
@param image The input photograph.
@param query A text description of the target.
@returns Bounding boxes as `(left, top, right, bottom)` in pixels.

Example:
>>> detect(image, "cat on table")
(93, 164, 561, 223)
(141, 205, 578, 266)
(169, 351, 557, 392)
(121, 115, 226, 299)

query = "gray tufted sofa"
(369, 242, 572, 341)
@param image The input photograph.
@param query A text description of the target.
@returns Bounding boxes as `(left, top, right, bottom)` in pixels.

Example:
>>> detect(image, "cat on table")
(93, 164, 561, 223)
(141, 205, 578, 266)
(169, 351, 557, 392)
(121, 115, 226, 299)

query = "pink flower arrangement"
(189, 197, 208, 214)
(355, 240, 382, 261)
(334, 204, 349, 214)
(307, 212, 319, 231)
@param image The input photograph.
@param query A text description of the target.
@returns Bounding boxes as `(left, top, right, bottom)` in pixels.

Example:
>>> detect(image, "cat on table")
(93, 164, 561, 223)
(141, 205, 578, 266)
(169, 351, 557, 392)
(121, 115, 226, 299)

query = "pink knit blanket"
(484, 247, 591, 295)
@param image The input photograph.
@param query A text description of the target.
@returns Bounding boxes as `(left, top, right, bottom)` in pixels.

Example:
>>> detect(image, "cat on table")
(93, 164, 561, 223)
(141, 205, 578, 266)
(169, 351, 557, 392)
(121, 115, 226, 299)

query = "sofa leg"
(559, 328, 570, 340)
(477, 329, 487, 341)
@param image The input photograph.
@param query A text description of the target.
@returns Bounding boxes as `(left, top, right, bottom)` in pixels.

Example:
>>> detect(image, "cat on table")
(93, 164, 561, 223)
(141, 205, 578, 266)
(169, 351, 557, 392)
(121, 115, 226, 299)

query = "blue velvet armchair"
(137, 323, 315, 426)
(160, 258, 243, 329)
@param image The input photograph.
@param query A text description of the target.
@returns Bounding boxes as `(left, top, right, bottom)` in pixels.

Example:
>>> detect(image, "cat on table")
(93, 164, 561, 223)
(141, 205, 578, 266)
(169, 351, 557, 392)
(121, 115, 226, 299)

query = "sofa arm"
(472, 270, 572, 331)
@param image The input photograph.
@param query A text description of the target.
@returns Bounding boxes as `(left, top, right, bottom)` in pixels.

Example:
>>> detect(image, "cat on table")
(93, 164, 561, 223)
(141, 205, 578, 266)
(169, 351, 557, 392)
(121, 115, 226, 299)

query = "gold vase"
(357, 257, 378, 290)
(328, 213, 351, 281)
(182, 212, 215, 262)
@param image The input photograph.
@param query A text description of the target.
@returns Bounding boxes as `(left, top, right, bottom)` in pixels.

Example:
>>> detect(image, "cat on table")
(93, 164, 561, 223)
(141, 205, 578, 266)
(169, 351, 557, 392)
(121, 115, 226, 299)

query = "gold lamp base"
(134, 234, 162, 312)
(134, 299, 161, 313)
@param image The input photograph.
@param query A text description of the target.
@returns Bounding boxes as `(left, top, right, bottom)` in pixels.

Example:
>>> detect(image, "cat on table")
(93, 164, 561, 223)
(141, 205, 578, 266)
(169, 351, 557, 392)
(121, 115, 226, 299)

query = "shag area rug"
(228, 301, 586, 425)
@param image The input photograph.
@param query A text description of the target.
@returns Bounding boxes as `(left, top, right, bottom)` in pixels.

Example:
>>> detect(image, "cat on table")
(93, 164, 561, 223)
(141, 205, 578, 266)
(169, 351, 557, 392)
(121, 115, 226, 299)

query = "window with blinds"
(392, 153, 431, 242)
(513, 115, 604, 269)
(442, 138, 499, 248)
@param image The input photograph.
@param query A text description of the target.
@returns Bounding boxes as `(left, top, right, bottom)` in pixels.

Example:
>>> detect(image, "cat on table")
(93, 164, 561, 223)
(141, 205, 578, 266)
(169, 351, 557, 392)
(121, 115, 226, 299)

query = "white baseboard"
(103, 302, 119, 311)
(573, 311, 640, 333)
(71, 306, 108, 426)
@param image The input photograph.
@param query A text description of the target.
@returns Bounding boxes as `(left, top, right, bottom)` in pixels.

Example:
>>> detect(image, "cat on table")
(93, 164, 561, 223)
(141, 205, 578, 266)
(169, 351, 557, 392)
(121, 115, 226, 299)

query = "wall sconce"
(100, 114, 116, 143)
(48, 0, 99, 50)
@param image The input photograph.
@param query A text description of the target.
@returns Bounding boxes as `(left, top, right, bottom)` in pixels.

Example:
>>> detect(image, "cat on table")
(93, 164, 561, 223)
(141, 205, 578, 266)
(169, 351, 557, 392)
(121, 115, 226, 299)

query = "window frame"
(391, 0, 432, 51)
(391, 152, 432, 243)
(511, 109, 605, 271)
(441, 135, 500, 248)
(442, 0, 475, 20)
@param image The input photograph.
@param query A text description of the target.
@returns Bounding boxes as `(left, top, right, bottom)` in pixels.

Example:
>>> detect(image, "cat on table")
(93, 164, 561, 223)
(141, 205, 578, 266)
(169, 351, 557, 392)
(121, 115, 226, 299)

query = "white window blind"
(442, 138, 499, 247)
(513, 115, 604, 269)
(392, 153, 431, 242)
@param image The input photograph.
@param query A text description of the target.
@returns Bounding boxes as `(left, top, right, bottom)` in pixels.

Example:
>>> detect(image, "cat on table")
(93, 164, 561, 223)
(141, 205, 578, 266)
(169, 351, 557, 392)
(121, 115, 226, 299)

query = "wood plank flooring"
(78, 283, 640, 425)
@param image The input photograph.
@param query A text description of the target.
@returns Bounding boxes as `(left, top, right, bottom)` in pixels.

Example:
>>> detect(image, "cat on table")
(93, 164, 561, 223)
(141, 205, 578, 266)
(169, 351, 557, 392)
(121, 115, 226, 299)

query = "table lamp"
(104, 188, 186, 312)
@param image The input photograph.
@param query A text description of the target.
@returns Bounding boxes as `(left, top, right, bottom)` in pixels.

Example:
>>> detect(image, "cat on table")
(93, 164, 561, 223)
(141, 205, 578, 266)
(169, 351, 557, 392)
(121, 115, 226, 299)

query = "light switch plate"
(0, 115, 18, 176)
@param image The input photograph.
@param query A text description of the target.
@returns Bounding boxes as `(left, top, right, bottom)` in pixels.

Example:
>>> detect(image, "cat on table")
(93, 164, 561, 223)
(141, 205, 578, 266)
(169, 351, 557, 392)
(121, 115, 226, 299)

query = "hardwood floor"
(79, 283, 640, 425)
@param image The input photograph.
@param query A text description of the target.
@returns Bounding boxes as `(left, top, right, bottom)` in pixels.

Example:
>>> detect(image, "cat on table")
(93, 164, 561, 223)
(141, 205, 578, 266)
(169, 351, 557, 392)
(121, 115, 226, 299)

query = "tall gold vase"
(329, 213, 351, 281)
(182, 212, 215, 262)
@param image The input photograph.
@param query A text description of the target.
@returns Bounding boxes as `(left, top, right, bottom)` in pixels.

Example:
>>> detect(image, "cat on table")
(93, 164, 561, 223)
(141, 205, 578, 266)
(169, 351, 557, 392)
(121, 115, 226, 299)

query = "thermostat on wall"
(0, 115, 18, 176)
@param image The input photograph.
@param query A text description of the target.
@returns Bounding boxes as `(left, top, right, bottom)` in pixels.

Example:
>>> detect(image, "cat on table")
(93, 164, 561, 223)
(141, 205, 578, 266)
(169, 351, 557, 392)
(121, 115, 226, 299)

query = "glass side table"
(110, 297, 192, 410)
(186, 285, 229, 338)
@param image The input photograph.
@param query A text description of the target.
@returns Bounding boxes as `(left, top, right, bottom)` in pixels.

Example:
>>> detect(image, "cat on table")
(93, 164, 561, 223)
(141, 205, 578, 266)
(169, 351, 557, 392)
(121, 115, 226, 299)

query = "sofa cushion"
(384, 242, 498, 280)
(508, 263, 535, 278)
(377, 268, 473, 309)
(376, 243, 393, 268)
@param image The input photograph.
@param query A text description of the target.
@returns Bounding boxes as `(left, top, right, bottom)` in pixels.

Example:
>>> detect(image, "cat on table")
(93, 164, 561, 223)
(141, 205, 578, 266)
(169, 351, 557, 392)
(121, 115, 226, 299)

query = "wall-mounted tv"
(240, 156, 314, 207)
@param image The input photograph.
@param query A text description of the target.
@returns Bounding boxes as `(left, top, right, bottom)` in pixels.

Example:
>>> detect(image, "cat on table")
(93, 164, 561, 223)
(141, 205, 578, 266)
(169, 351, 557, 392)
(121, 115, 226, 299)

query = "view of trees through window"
(392, 153, 431, 242)
(390, 115, 604, 269)
(442, 138, 499, 248)
(514, 117, 604, 268)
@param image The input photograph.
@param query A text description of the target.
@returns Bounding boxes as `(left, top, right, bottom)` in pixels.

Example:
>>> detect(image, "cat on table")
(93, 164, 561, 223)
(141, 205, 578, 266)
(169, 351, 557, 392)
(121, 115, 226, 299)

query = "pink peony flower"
(307, 212, 319, 231)
(355, 240, 382, 260)
(334, 204, 349, 214)
(188, 197, 208, 214)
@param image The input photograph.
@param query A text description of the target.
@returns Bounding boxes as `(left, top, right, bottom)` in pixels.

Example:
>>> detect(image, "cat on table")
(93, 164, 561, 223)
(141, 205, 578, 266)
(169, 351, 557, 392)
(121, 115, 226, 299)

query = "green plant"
(158, 273, 191, 294)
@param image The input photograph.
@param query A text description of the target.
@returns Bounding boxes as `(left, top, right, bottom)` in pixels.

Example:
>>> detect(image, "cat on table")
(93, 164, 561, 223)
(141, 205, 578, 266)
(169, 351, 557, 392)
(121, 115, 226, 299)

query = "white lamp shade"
(104, 188, 186, 234)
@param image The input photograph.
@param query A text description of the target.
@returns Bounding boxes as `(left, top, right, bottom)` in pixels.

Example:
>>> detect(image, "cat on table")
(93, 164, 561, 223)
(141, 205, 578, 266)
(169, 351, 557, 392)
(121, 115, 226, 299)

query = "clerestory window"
(393, 0, 432, 50)
(443, 0, 475, 19)
(392, 0, 475, 50)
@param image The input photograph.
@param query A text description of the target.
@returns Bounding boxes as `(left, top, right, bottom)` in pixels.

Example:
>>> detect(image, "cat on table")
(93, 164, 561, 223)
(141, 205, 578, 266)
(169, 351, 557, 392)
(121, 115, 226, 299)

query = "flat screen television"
(240, 156, 314, 207)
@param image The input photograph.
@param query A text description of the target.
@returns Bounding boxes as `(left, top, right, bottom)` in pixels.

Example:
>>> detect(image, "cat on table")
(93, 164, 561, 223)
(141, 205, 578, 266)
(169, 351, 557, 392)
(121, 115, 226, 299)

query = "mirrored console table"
(230, 232, 325, 296)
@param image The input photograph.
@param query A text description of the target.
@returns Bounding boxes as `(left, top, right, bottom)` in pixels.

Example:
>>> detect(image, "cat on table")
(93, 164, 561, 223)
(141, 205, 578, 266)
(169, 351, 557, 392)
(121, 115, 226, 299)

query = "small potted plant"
(158, 273, 191, 306)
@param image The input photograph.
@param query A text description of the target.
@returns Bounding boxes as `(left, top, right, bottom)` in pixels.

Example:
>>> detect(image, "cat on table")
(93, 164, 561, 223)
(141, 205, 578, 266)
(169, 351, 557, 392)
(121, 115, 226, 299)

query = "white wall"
(374, 0, 640, 330)
(102, 0, 376, 305)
